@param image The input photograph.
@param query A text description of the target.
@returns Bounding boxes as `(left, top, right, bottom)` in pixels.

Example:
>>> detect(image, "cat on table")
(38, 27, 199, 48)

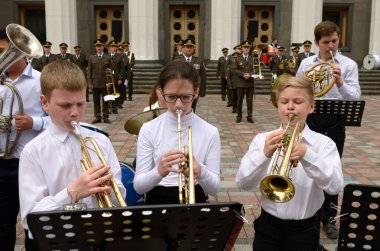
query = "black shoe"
(232, 108, 237, 113)
(118, 104, 123, 109)
(91, 118, 101, 124)
(128, 97, 133, 101)
(226, 103, 232, 107)
(247, 117, 254, 123)
(323, 222, 339, 239)
(317, 243, 328, 251)
(112, 109, 118, 114)
(222, 97, 226, 101)
(103, 118, 111, 124)
(236, 117, 242, 123)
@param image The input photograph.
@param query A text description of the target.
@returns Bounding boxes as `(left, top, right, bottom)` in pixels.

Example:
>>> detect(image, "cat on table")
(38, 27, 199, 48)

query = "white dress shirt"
(0, 63, 50, 158)
(236, 124, 343, 220)
(297, 53, 361, 100)
(134, 111, 221, 195)
(19, 123, 126, 231)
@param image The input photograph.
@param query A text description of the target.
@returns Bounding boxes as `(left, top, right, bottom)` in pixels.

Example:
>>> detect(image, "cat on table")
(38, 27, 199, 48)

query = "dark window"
(247, 11, 255, 19)
(323, 7, 348, 48)
(174, 10, 182, 18)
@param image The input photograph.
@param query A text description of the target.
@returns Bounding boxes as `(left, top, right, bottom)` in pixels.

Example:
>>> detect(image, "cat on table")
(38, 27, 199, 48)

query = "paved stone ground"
(15, 94, 379, 251)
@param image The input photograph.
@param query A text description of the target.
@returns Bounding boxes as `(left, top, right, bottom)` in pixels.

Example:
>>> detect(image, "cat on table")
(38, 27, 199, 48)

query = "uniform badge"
(193, 64, 200, 70)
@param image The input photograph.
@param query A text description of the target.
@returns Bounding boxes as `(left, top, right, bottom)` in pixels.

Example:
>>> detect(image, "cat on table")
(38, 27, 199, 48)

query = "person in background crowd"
(72, 45, 89, 101)
(217, 47, 229, 102)
(87, 39, 111, 124)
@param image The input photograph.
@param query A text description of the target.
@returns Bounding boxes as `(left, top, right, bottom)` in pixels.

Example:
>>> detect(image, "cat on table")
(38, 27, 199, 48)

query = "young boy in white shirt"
(236, 76, 343, 250)
(19, 60, 126, 250)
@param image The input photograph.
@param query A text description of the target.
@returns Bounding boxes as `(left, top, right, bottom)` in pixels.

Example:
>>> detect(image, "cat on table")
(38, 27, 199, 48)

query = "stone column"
(210, 0, 241, 60)
(128, 0, 159, 60)
(45, 0, 78, 53)
(369, 0, 380, 55)
(290, 0, 323, 53)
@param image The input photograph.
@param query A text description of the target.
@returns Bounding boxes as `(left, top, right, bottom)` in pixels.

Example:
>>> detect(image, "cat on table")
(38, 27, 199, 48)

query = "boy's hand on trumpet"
(157, 150, 185, 177)
(182, 155, 201, 180)
(67, 165, 112, 202)
(264, 129, 285, 158)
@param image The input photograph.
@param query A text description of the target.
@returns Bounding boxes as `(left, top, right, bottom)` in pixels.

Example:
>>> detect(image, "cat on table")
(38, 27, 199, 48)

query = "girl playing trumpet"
(134, 61, 220, 205)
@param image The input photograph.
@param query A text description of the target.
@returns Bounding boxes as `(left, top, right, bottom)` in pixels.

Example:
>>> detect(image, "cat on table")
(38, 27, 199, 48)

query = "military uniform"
(232, 41, 255, 123)
(174, 38, 206, 112)
(87, 39, 111, 123)
(39, 41, 57, 69)
(227, 45, 241, 112)
(72, 45, 89, 100)
(216, 48, 229, 101)
(56, 43, 73, 62)
(122, 41, 135, 101)
(270, 47, 288, 77)
(297, 40, 315, 67)
(287, 47, 300, 76)
(28, 58, 42, 71)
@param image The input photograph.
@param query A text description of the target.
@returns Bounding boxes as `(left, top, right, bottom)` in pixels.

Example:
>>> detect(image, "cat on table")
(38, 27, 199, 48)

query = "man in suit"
(87, 39, 111, 123)
(122, 41, 135, 101)
(39, 41, 57, 69)
(174, 38, 206, 112)
(57, 43, 73, 61)
(232, 40, 255, 123)
(217, 48, 229, 101)
(72, 45, 89, 101)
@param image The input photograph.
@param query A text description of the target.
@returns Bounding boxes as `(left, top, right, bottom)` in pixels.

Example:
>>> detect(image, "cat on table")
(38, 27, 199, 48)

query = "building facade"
(1, 0, 379, 66)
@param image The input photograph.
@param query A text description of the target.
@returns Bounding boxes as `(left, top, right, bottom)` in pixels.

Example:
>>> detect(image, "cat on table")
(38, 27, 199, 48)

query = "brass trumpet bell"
(270, 73, 293, 107)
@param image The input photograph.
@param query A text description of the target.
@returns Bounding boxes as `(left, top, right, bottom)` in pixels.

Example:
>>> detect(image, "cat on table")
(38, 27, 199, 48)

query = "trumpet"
(176, 109, 195, 204)
(260, 114, 301, 203)
(0, 24, 43, 158)
(71, 121, 127, 208)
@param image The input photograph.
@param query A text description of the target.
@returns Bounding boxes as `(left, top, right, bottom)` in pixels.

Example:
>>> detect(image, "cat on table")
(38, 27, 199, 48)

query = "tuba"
(71, 121, 127, 208)
(176, 109, 195, 204)
(304, 50, 336, 97)
(0, 24, 43, 158)
(260, 114, 301, 203)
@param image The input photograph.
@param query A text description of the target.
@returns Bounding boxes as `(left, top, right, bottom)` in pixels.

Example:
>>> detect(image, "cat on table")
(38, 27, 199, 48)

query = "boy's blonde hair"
(277, 76, 314, 102)
(41, 60, 87, 100)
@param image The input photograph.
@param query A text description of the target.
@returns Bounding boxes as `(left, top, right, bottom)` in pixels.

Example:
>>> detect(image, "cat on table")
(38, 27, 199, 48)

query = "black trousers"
(24, 230, 40, 251)
(231, 88, 238, 109)
(92, 87, 109, 119)
(0, 158, 20, 251)
(236, 87, 254, 118)
(127, 73, 134, 100)
(252, 209, 320, 251)
(307, 116, 345, 223)
(220, 77, 227, 99)
(145, 184, 207, 205)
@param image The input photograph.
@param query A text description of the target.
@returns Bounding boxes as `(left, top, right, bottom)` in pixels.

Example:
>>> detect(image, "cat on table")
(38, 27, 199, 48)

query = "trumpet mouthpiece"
(71, 121, 80, 135)
(176, 109, 182, 115)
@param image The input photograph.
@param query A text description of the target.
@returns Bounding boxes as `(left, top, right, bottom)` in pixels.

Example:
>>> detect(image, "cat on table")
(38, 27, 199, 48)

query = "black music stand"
(337, 184, 380, 251)
(27, 202, 244, 251)
(307, 99, 365, 130)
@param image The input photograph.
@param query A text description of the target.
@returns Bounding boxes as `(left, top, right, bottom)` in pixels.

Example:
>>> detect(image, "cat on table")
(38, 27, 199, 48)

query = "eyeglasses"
(163, 94, 194, 103)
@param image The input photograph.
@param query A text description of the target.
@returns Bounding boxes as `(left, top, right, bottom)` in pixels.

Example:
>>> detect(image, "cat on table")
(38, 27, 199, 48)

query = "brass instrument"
(71, 121, 127, 208)
(252, 47, 264, 80)
(260, 114, 301, 203)
(304, 50, 336, 97)
(269, 73, 293, 107)
(105, 68, 120, 99)
(0, 24, 43, 158)
(176, 109, 195, 204)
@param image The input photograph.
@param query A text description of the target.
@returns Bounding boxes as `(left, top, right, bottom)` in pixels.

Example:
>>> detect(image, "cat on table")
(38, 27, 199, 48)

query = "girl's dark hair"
(158, 61, 199, 91)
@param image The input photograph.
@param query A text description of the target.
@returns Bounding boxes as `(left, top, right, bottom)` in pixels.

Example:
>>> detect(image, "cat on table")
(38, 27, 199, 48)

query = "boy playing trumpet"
(236, 76, 343, 250)
(19, 60, 125, 250)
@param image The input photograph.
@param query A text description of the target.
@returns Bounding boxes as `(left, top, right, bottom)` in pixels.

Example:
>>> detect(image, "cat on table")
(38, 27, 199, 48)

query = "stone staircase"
(133, 64, 380, 95)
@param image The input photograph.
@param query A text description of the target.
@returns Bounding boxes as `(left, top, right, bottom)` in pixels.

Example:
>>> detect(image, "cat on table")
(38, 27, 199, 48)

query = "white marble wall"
(369, 0, 380, 55)
(45, 0, 78, 53)
(290, 0, 323, 53)
(210, 0, 241, 60)
(128, 0, 159, 60)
